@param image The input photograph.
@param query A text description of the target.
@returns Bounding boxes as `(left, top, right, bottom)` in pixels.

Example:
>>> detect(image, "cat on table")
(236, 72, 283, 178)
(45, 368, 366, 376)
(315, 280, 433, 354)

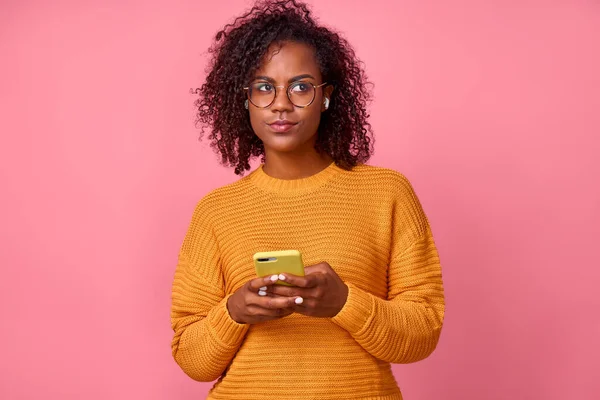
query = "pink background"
(1, 0, 599, 399)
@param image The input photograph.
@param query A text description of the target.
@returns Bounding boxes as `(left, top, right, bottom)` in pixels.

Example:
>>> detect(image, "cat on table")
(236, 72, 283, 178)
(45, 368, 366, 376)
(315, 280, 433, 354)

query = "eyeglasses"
(243, 81, 328, 108)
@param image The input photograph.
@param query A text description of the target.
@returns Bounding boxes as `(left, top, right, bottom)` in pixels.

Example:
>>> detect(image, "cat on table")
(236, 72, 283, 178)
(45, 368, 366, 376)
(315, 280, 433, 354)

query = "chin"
(264, 142, 305, 154)
(261, 134, 313, 154)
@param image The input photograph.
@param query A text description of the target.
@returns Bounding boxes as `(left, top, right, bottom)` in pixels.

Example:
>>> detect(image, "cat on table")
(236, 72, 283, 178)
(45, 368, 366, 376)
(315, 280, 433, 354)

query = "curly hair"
(193, 0, 374, 175)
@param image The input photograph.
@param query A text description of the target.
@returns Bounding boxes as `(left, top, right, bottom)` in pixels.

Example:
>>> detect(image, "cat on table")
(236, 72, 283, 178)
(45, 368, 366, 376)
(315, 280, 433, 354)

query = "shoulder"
(190, 173, 255, 222)
(348, 164, 427, 224)
(345, 164, 418, 198)
(349, 165, 431, 239)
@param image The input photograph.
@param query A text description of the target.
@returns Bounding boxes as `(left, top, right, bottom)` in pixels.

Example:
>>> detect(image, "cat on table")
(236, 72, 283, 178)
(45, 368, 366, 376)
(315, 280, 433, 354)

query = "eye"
(255, 83, 273, 92)
(290, 82, 310, 93)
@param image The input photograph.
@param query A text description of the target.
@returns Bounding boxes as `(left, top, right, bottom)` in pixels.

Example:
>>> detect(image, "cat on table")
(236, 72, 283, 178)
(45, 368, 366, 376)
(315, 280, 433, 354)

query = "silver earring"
(244, 99, 249, 109)
(324, 98, 330, 109)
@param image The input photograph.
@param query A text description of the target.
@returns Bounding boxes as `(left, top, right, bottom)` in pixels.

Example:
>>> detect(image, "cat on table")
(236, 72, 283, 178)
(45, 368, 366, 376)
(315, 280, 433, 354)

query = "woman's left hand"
(268, 262, 349, 318)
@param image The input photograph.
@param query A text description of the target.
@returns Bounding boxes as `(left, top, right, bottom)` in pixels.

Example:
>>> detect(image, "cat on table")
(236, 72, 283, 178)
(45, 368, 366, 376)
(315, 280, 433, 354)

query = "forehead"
(254, 41, 321, 80)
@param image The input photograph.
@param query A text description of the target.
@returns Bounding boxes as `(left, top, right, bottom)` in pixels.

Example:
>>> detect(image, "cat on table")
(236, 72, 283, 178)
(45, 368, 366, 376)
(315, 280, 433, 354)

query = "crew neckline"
(249, 161, 342, 193)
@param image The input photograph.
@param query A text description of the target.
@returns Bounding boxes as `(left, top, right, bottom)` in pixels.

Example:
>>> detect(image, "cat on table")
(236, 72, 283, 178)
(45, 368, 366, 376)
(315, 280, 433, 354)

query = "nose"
(270, 86, 294, 112)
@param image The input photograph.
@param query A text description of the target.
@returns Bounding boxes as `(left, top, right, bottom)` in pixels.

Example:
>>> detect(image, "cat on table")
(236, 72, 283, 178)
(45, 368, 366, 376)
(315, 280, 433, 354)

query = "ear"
(321, 85, 334, 112)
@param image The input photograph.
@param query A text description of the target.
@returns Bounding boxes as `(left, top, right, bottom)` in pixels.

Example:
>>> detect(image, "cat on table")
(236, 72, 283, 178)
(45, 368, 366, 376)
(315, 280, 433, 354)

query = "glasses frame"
(243, 81, 328, 109)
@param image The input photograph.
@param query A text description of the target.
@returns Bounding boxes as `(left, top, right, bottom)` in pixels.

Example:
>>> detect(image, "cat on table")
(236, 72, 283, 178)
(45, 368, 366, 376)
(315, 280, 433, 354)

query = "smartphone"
(253, 250, 305, 286)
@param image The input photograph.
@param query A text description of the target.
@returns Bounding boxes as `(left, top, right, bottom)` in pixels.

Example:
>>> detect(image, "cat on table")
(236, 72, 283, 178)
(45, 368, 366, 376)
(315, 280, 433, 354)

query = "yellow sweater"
(171, 162, 445, 400)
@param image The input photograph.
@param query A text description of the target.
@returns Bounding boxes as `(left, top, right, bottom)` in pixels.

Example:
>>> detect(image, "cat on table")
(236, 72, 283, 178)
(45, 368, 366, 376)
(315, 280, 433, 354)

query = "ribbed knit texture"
(171, 162, 445, 400)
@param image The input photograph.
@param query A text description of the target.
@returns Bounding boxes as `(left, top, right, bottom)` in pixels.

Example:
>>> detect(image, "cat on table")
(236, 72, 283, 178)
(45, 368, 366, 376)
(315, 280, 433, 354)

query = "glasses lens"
(288, 82, 315, 107)
(248, 82, 316, 108)
(249, 82, 275, 108)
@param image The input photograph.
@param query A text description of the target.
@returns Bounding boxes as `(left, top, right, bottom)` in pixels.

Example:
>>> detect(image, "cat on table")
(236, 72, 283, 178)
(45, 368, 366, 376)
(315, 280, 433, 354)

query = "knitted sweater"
(170, 162, 445, 400)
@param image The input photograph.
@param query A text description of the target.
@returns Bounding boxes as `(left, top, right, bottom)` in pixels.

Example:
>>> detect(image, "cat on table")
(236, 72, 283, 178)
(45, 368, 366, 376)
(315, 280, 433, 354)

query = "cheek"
(248, 110, 266, 136)
(300, 107, 322, 133)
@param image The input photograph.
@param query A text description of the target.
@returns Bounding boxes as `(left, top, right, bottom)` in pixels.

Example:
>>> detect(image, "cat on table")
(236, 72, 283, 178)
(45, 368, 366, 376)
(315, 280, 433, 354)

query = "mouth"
(268, 120, 298, 133)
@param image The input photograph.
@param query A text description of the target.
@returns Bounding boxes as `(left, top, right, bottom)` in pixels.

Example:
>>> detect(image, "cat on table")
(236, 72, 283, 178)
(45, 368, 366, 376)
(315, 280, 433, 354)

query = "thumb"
(304, 262, 329, 275)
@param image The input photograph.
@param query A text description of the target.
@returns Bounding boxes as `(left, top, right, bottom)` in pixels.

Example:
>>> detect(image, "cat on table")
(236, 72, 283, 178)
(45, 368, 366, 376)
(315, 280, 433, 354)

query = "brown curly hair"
(192, 0, 374, 175)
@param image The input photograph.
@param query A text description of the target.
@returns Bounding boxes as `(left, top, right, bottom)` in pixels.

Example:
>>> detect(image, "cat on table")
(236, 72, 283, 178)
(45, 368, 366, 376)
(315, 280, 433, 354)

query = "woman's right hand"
(226, 274, 299, 324)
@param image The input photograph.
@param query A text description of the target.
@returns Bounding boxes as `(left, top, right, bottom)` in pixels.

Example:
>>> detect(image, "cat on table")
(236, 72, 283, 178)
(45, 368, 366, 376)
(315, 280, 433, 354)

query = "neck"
(262, 150, 333, 180)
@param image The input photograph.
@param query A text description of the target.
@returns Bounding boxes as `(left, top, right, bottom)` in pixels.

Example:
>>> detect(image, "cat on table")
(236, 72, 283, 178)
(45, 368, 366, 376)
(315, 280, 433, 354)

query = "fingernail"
(278, 274, 286, 281)
(259, 286, 267, 291)
(295, 297, 303, 305)
(258, 290, 267, 296)
(270, 275, 278, 282)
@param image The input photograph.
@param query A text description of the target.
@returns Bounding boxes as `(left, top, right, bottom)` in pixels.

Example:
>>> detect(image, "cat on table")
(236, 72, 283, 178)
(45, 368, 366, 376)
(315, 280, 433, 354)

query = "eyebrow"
(253, 74, 316, 84)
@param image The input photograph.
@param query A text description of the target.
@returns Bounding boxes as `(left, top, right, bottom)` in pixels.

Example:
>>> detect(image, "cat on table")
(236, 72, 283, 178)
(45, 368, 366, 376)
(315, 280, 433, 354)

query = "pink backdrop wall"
(1, 0, 599, 399)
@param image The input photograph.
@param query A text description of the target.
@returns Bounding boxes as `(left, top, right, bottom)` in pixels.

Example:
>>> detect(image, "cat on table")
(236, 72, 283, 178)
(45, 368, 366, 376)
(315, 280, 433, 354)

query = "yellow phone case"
(253, 250, 305, 286)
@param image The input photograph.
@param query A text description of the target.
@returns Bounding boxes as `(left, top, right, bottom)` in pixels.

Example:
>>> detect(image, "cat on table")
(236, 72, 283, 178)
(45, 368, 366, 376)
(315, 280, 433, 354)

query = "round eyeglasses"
(243, 81, 328, 108)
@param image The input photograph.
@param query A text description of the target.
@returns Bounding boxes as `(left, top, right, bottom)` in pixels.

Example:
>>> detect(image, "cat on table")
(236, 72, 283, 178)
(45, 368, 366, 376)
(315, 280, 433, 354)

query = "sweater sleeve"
(331, 175, 445, 364)
(170, 200, 249, 381)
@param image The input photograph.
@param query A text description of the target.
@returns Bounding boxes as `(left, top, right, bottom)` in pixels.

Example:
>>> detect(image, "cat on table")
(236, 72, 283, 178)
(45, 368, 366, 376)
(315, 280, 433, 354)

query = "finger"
(268, 285, 308, 298)
(255, 292, 297, 305)
(264, 292, 300, 302)
(246, 305, 288, 320)
(247, 274, 282, 291)
(247, 305, 295, 323)
(248, 290, 289, 307)
(303, 265, 322, 275)
(277, 296, 304, 309)
(304, 262, 331, 275)
(278, 273, 317, 288)
(258, 295, 299, 310)
(268, 286, 313, 309)
(292, 297, 316, 313)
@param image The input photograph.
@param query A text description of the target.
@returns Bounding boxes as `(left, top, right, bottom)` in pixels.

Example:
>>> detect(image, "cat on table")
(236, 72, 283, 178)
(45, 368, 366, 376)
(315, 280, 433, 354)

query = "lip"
(268, 119, 298, 133)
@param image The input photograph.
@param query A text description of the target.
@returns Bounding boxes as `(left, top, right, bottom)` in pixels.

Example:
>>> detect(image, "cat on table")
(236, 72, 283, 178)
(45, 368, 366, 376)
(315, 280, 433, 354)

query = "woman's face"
(247, 41, 332, 157)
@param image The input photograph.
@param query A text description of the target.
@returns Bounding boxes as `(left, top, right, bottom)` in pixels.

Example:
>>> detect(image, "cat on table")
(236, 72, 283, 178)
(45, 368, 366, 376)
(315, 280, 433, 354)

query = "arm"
(331, 177, 445, 364)
(170, 202, 249, 381)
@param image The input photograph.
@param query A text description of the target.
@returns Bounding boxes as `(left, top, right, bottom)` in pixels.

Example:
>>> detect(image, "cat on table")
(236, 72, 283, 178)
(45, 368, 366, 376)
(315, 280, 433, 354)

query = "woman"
(170, 1, 445, 398)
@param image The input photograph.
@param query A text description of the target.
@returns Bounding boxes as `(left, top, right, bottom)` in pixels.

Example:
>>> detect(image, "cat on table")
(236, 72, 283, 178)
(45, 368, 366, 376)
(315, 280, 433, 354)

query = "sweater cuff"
(331, 283, 374, 335)
(206, 295, 249, 347)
